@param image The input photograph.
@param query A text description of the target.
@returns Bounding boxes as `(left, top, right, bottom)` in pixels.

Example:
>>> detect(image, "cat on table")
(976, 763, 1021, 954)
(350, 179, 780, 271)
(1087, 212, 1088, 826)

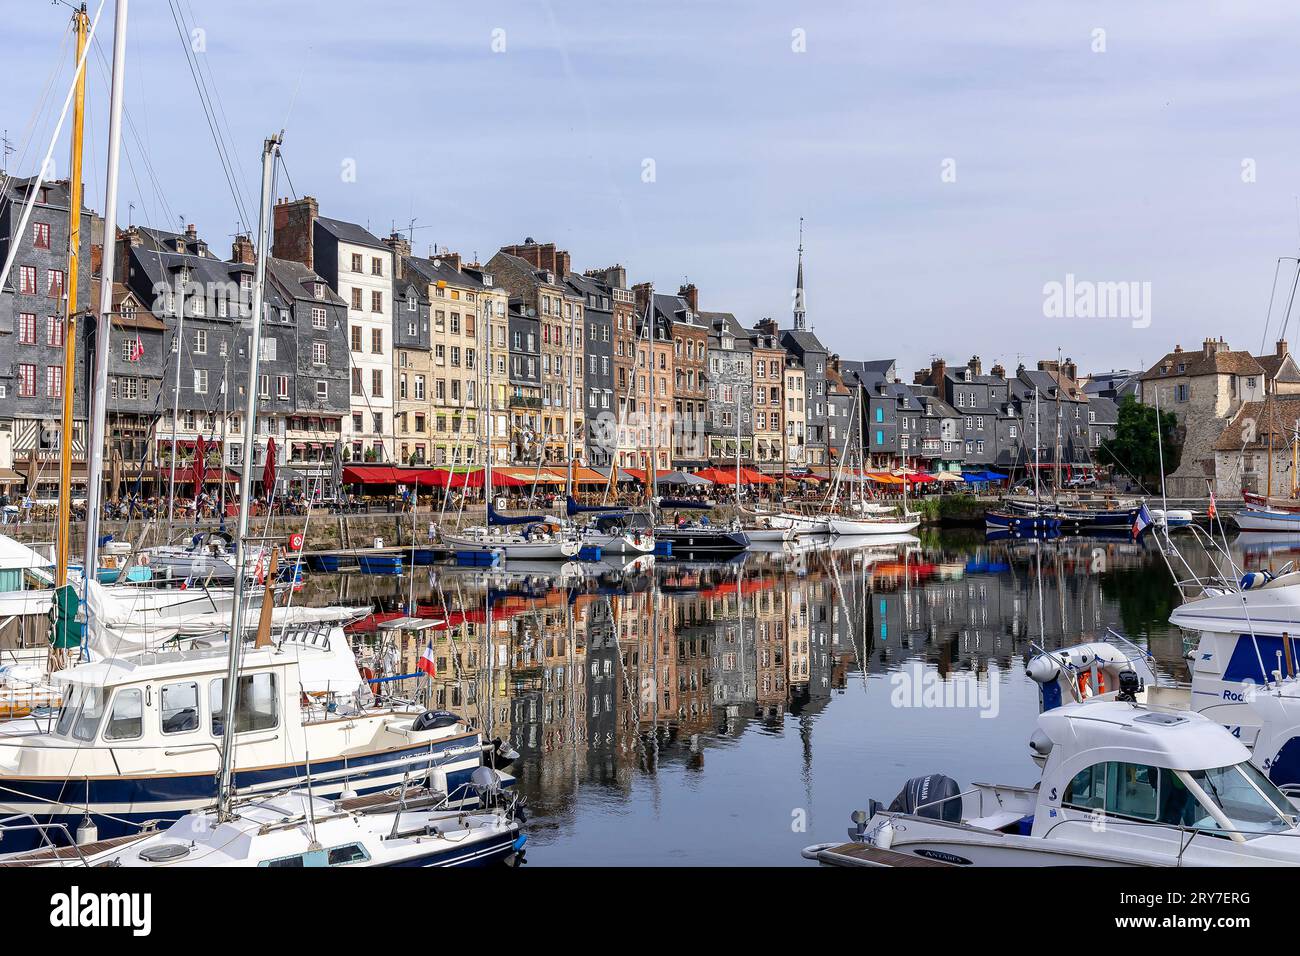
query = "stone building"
(704, 311, 753, 463)
(1139, 338, 1266, 497)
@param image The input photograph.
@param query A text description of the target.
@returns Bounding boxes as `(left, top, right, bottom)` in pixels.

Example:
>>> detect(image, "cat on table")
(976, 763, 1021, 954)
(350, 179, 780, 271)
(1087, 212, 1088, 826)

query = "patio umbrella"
(932, 471, 964, 483)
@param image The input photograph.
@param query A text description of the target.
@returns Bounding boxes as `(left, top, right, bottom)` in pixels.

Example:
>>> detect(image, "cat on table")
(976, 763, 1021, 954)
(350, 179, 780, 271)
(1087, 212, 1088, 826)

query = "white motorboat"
(143, 529, 273, 583)
(11, 775, 524, 868)
(1151, 508, 1195, 529)
(805, 695, 1300, 866)
(0, 606, 507, 854)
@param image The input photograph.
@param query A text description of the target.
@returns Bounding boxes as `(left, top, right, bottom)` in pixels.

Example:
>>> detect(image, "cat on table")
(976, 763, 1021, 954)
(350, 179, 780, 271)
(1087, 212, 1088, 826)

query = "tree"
(1098, 395, 1181, 488)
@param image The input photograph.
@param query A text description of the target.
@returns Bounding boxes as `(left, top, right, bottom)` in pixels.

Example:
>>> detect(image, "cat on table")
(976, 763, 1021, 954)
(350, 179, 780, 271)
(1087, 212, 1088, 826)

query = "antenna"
(0, 129, 13, 172)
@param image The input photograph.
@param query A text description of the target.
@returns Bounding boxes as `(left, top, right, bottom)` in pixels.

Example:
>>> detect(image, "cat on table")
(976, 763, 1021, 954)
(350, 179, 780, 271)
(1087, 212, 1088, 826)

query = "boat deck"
(806, 841, 956, 867)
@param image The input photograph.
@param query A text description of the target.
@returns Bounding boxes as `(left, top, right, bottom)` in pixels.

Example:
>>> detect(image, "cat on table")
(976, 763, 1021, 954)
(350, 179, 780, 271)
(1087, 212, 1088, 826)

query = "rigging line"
(1260, 257, 1299, 357)
(164, 0, 250, 232)
(179, 0, 252, 212)
(0, 18, 74, 207)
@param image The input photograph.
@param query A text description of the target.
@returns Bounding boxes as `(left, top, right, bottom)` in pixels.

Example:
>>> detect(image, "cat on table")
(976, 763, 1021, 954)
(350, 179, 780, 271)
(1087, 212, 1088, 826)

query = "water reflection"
(299, 529, 1195, 864)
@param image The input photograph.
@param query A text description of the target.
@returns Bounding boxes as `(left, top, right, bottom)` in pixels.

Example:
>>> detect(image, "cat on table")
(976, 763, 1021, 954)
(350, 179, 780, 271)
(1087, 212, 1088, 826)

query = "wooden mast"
(55, 4, 90, 587)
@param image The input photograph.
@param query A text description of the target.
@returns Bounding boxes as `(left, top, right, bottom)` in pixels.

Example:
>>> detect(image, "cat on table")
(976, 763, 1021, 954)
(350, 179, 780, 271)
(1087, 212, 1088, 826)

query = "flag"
(416, 641, 437, 678)
(192, 434, 207, 490)
(1132, 502, 1153, 539)
(1208, 490, 1217, 521)
(129, 333, 144, 362)
(262, 436, 277, 503)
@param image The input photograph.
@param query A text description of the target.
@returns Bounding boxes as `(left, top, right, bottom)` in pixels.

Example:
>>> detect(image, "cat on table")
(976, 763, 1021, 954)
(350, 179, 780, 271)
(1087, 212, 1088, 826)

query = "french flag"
(1132, 502, 1153, 539)
(416, 641, 437, 678)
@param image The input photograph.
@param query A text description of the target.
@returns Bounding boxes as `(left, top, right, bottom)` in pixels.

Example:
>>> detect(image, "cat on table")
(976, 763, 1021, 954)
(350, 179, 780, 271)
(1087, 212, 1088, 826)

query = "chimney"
(588, 264, 627, 289)
(554, 250, 570, 278)
(384, 233, 411, 280)
(271, 195, 319, 270)
(1062, 357, 1078, 382)
(632, 281, 653, 315)
(968, 355, 982, 377)
(502, 239, 560, 276)
(185, 223, 197, 240)
(990, 361, 1006, 379)
(678, 283, 699, 313)
(1279, 339, 1289, 357)
(755, 317, 778, 336)
(930, 357, 946, 386)
(231, 233, 256, 266)
(828, 353, 841, 375)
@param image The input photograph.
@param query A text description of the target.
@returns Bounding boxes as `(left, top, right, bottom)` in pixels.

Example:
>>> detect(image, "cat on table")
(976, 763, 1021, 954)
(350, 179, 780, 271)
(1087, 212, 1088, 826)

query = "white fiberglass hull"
(829, 517, 922, 536)
(1234, 508, 1300, 532)
(744, 526, 796, 543)
(583, 530, 655, 555)
(768, 513, 831, 535)
(441, 531, 580, 560)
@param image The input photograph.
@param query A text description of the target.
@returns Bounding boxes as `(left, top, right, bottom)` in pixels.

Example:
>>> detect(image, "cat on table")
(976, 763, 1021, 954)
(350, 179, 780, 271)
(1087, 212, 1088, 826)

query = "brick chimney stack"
(990, 361, 1006, 379)
(271, 195, 319, 269)
(185, 223, 197, 240)
(632, 281, 653, 315)
(755, 317, 778, 336)
(1279, 339, 1289, 357)
(968, 355, 982, 377)
(231, 234, 256, 265)
(1061, 357, 1078, 382)
(678, 283, 699, 313)
(384, 233, 410, 280)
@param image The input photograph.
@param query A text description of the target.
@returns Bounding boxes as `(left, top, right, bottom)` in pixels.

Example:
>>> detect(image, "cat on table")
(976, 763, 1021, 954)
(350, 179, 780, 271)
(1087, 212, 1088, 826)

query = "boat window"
(326, 843, 370, 866)
(1187, 764, 1293, 837)
(54, 683, 83, 737)
(70, 686, 106, 743)
(103, 688, 143, 741)
(160, 681, 200, 735)
(1063, 762, 1106, 810)
(209, 673, 279, 737)
(1107, 763, 1160, 821)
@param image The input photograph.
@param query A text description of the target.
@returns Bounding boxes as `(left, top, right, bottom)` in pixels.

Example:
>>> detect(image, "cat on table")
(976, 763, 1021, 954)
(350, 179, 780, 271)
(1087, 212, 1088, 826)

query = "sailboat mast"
(81, 0, 129, 589)
(566, 284, 576, 502)
(645, 286, 658, 501)
(1154, 379, 1168, 514)
(216, 132, 281, 819)
(55, 4, 90, 588)
(1033, 387, 1041, 507)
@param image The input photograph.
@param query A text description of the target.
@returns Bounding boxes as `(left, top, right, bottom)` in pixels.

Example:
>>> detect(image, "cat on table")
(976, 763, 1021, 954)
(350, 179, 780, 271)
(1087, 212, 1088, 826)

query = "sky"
(6, 0, 1300, 377)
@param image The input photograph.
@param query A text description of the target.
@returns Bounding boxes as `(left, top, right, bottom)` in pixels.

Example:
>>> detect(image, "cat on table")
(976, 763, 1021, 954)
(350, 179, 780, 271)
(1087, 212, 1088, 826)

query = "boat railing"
(0, 816, 87, 864)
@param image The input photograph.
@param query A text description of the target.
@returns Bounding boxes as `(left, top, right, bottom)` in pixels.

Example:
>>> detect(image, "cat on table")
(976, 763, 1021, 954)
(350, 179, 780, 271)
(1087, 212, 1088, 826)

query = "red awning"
(341, 465, 404, 484)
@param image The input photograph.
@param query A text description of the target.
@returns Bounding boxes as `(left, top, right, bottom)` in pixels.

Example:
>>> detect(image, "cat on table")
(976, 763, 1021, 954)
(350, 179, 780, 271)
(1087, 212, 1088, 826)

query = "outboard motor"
(883, 774, 962, 823)
(1116, 669, 1144, 703)
(410, 710, 462, 732)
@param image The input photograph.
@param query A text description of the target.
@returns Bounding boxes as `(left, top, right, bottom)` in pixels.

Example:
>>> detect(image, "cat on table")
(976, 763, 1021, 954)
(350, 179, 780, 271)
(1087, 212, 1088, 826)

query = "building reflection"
(299, 529, 1177, 791)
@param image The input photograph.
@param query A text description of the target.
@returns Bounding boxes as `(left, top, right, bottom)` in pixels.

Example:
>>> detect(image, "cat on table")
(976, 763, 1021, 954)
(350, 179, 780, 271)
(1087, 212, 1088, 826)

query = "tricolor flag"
(416, 641, 437, 678)
(1132, 502, 1153, 539)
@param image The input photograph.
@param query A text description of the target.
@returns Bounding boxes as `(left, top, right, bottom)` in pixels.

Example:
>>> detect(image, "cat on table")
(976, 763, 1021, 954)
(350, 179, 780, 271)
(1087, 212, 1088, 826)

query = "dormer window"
(313, 282, 325, 299)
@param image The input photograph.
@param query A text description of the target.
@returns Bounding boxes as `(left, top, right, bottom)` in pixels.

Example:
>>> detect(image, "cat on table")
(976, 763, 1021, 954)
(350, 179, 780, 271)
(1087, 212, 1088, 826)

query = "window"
(209, 673, 278, 736)
(260, 337, 276, 362)
(311, 307, 327, 329)
(371, 328, 382, 354)
(19, 265, 36, 294)
(194, 368, 209, 394)
(351, 253, 363, 272)
(17, 364, 36, 397)
(46, 365, 62, 398)
(17, 313, 35, 344)
(161, 681, 200, 734)
(313, 342, 327, 366)
(104, 688, 144, 740)
(351, 368, 362, 396)
(371, 368, 383, 397)
(46, 315, 63, 347)
(32, 221, 50, 248)
(371, 256, 383, 276)
(350, 287, 363, 311)
(316, 380, 329, 400)
(47, 269, 64, 299)
(194, 330, 207, 354)
(371, 290, 383, 313)
(351, 326, 362, 351)
(277, 376, 290, 399)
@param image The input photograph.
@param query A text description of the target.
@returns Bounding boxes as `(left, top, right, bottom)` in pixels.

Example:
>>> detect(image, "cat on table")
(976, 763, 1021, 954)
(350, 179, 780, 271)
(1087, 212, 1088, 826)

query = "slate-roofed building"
(272, 197, 395, 463)
(1252, 339, 1300, 396)
(703, 310, 753, 463)
(1213, 395, 1300, 498)
(566, 271, 615, 467)
(506, 299, 541, 462)
(0, 176, 97, 489)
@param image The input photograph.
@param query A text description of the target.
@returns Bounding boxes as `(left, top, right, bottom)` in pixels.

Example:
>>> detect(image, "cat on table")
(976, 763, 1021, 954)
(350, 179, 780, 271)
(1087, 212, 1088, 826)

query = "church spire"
(793, 217, 806, 331)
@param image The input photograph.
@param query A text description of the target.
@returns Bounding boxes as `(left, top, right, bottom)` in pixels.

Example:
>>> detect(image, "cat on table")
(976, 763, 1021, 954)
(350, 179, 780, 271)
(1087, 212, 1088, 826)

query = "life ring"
(1078, 671, 1106, 698)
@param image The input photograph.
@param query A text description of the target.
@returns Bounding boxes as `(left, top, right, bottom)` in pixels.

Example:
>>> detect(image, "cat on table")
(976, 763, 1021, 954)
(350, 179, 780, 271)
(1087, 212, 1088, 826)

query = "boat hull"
(1234, 508, 1300, 532)
(440, 532, 579, 560)
(829, 517, 921, 536)
(656, 528, 751, 558)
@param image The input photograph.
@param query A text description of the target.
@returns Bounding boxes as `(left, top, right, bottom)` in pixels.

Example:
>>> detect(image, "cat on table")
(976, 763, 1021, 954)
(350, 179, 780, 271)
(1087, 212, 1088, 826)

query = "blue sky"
(7, 0, 1300, 375)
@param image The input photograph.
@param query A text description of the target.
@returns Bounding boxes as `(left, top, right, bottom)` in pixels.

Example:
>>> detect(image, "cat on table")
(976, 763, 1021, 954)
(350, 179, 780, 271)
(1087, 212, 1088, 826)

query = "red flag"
(1208, 490, 1217, 521)
(263, 436, 277, 502)
(192, 434, 207, 490)
(130, 333, 143, 362)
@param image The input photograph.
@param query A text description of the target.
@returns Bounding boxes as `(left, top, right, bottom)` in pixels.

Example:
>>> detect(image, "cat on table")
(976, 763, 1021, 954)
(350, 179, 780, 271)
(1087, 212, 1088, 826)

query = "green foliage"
(1098, 395, 1181, 485)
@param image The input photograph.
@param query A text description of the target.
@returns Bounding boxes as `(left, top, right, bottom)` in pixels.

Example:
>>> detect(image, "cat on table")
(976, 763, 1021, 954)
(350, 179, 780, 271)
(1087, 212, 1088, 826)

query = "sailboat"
(987, 387, 1062, 533)
(1234, 395, 1300, 530)
(821, 386, 919, 536)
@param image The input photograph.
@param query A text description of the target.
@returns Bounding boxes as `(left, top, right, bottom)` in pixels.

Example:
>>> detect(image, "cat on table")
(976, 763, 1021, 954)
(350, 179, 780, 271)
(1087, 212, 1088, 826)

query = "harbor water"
(295, 527, 1274, 866)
